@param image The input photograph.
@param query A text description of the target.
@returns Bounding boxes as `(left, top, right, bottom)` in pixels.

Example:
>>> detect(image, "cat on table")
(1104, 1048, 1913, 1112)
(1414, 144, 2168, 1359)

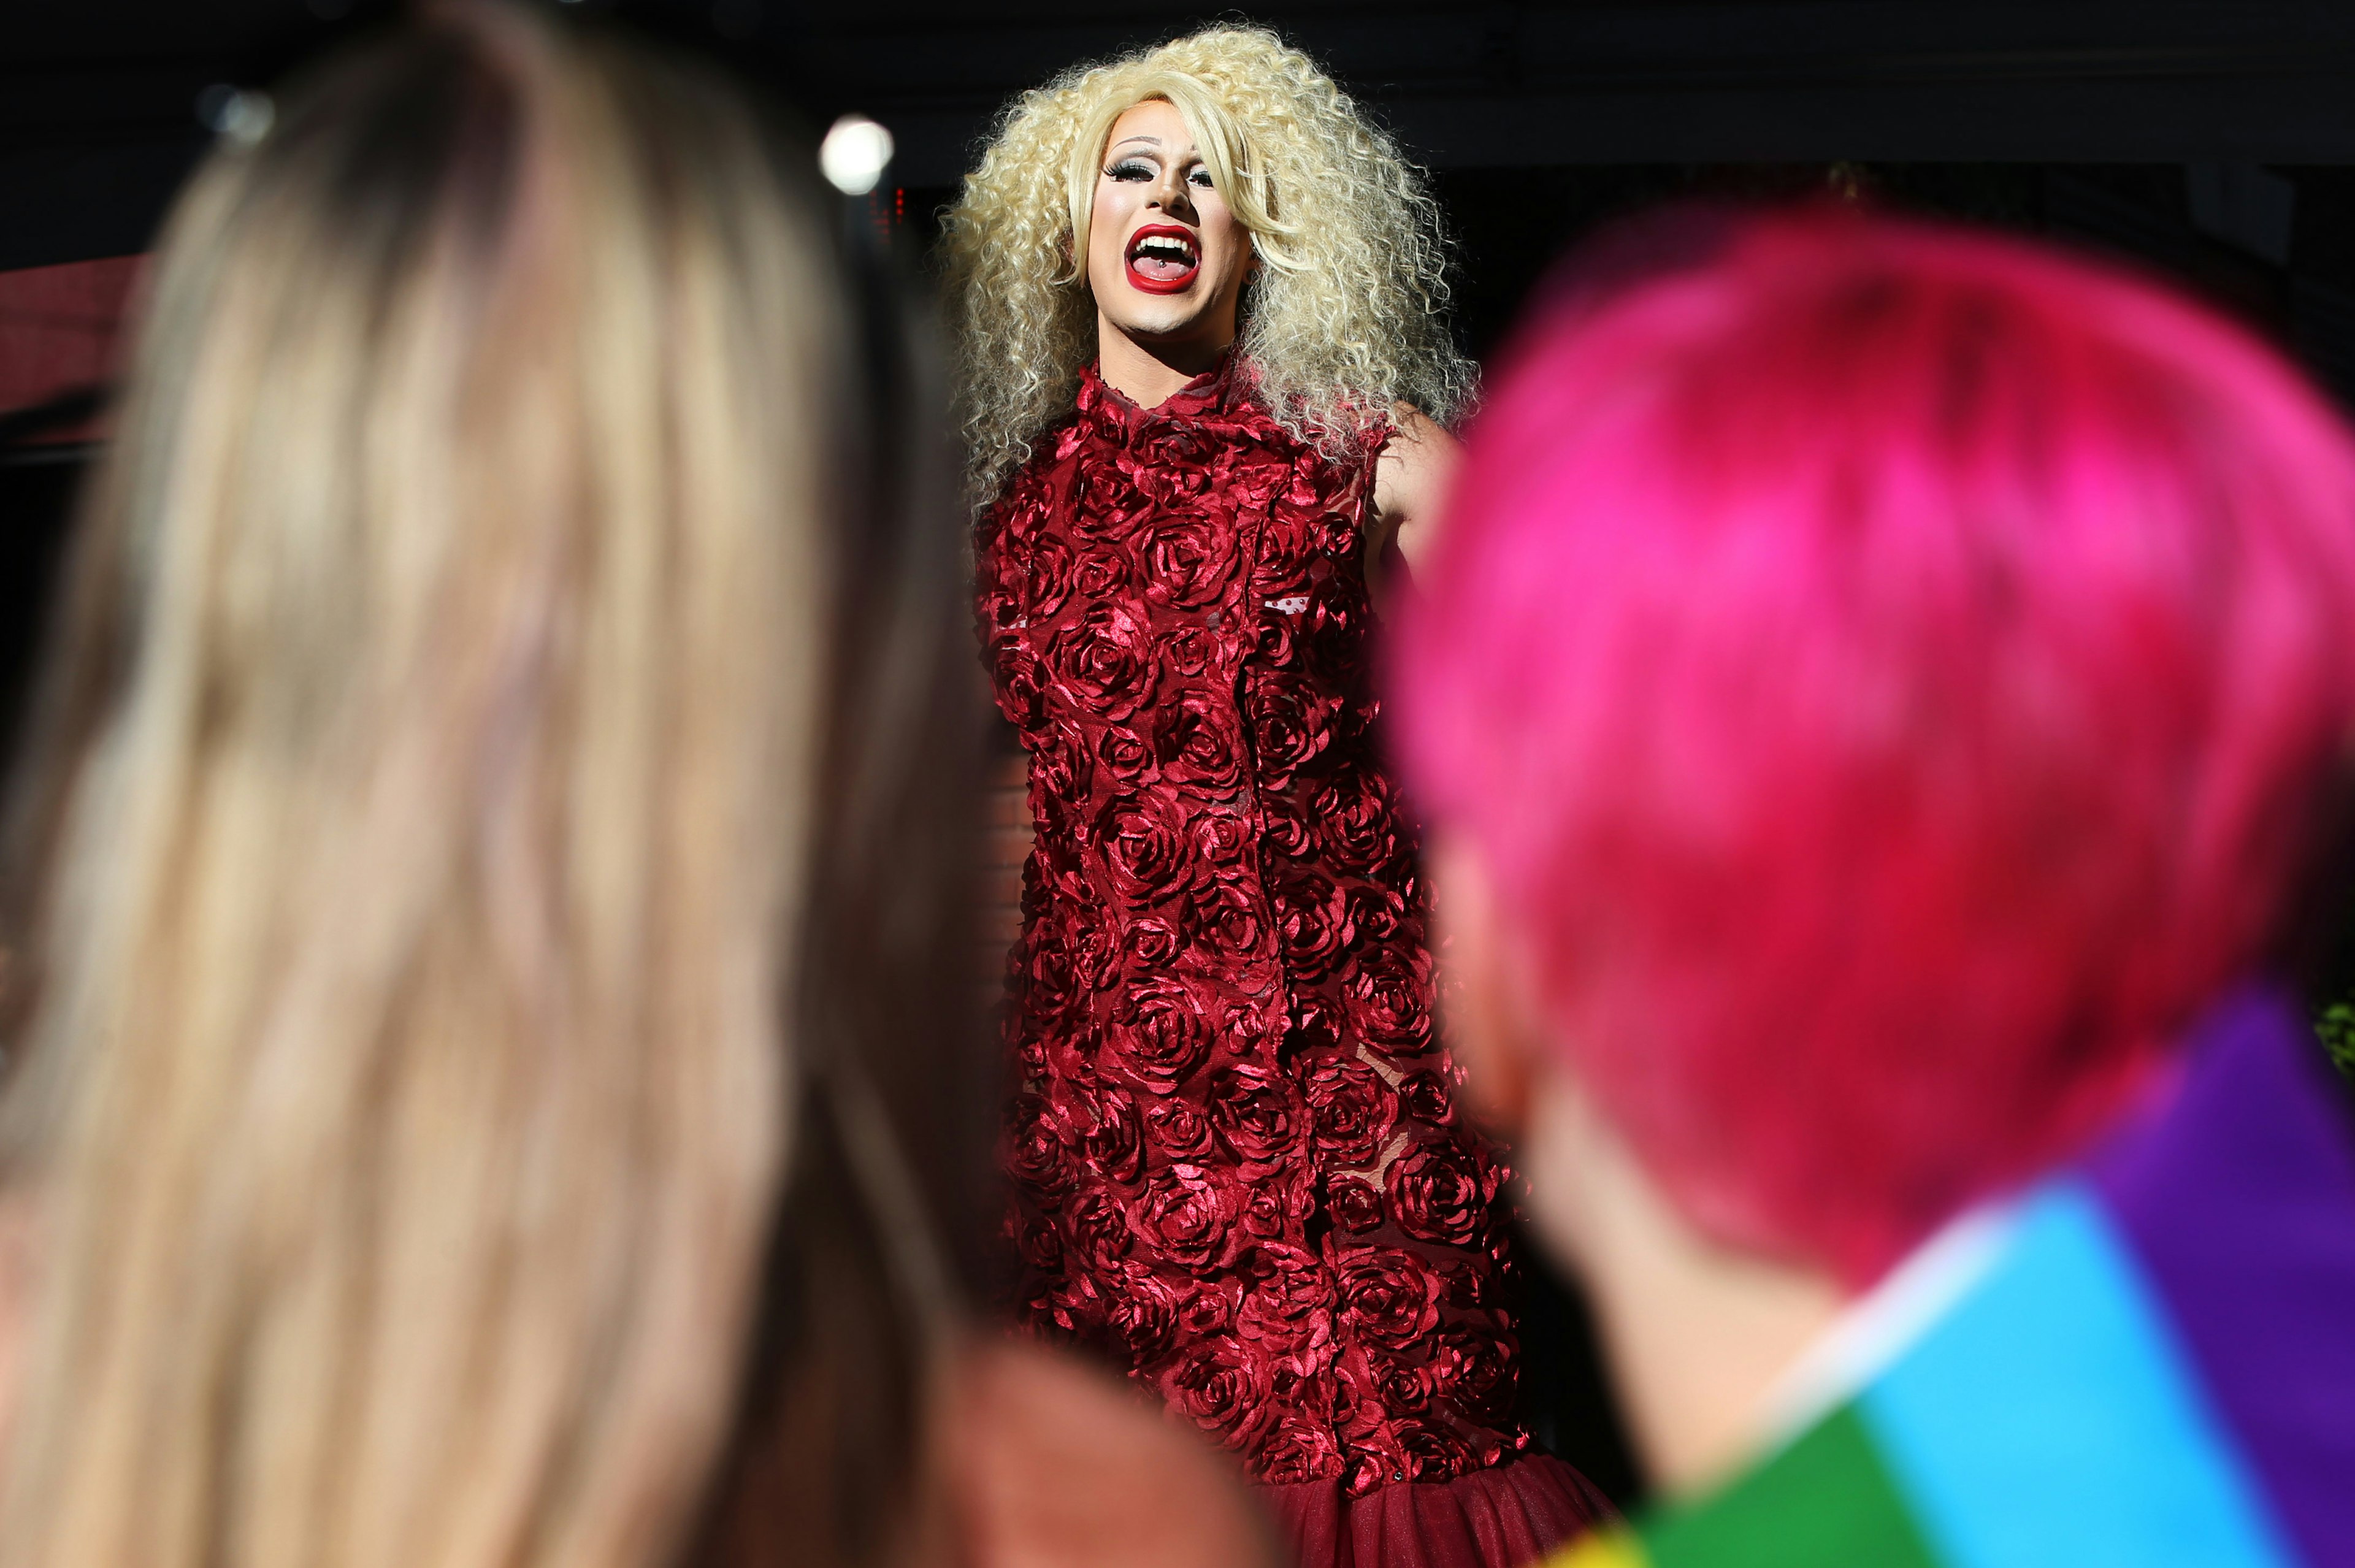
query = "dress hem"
(1257, 1451, 1615, 1568)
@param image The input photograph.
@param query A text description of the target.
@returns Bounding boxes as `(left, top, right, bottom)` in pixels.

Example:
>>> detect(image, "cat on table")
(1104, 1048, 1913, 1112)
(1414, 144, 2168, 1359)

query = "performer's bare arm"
(1368, 402, 1463, 611)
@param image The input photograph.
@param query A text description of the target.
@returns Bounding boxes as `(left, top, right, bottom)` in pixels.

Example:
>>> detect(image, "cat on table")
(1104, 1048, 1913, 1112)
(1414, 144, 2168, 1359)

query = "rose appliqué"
(1046, 602, 1155, 722)
(1302, 1054, 1398, 1169)
(1105, 976, 1213, 1095)
(1385, 1137, 1501, 1248)
(978, 360, 1532, 1490)
(1135, 1163, 1247, 1271)
(1334, 1245, 1444, 1349)
(1137, 511, 1243, 609)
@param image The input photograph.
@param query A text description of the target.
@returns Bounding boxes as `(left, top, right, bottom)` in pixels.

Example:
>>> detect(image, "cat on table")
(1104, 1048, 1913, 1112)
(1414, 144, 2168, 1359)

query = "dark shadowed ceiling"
(9, 0, 2355, 269)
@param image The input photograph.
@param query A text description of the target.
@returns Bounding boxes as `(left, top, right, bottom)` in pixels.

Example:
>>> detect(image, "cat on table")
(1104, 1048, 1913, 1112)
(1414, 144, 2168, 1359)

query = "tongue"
(1131, 254, 1195, 282)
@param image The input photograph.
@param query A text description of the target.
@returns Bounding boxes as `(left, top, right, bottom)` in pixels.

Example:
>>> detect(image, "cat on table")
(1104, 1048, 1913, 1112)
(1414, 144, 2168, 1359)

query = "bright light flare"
(819, 115, 894, 197)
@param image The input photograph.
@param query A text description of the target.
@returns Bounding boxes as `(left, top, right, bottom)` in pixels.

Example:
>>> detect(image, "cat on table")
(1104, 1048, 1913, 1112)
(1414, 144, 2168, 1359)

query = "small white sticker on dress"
(1268, 595, 1309, 615)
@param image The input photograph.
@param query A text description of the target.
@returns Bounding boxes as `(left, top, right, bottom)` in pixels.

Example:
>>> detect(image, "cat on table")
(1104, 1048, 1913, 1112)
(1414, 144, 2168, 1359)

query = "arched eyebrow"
(1105, 134, 1203, 169)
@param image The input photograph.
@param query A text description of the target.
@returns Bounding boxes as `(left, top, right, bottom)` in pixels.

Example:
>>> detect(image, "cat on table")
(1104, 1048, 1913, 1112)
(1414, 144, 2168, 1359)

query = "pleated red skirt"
(1259, 1453, 1615, 1568)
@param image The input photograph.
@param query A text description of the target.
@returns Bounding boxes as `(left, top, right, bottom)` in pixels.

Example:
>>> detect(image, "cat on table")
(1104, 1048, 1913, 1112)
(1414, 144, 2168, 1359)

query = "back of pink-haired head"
(1393, 209, 2355, 1284)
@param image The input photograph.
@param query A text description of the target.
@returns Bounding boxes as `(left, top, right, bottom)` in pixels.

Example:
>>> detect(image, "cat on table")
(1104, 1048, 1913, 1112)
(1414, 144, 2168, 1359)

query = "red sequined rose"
(1259, 1414, 1347, 1485)
(1347, 945, 1435, 1055)
(1373, 1354, 1431, 1415)
(1120, 914, 1184, 973)
(1334, 1245, 1444, 1350)
(1385, 1138, 1499, 1247)
(1096, 791, 1198, 910)
(1093, 722, 1160, 789)
(1287, 996, 1346, 1057)
(1314, 776, 1398, 873)
(1047, 602, 1155, 721)
(1274, 867, 1355, 982)
(1168, 1338, 1277, 1453)
(1019, 930, 1081, 1025)
(1018, 530, 1078, 623)
(1395, 1068, 1456, 1126)
(1261, 790, 1315, 860)
(1303, 1054, 1398, 1168)
(1103, 975, 1212, 1094)
(1347, 882, 1409, 948)
(1178, 1278, 1239, 1339)
(1066, 1187, 1133, 1271)
(1189, 808, 1253, 868)
(1400, 1423, 1471, 1483)
(1250, 672, 1337, 786)
(1135, 1163, 1247, 1271)
(1022, 728, 1092, 817)
(1077, 1086, 1144, 1184)
(1241, 1171, 1314, 1240)
(1145, 1095, 1217, 1161)
(1327, 1176, 1385, 1233)
(1191, 879, 1268, 964)
(1153, 695, 1247, 794)
(1138, 513, 1243, 609)
(1015, 1210, 1062, 1273)
(1210, 1063, 1301, 1168)
(1432, 1321, 1519, 1421)
(990, 638, 1047, 730)
(1008, 1093, 1073, 1204)
(1236, 1241, 1333, 1353)
(1160, 622, 1217, 678)
(1108, 1262, 1187, 1359)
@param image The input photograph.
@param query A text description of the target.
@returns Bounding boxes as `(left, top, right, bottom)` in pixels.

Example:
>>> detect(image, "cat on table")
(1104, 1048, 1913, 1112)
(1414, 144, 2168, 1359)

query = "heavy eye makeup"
(1103, 156, 1216, 190)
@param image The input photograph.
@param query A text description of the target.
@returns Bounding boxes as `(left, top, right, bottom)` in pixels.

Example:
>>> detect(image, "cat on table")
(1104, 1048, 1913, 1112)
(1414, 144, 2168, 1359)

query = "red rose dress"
(976, 358, 1610, 1568)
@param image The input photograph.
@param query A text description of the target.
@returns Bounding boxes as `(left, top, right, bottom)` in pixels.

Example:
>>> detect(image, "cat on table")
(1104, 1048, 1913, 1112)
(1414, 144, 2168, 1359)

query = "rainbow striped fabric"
(1548, 988, 2355, 1568)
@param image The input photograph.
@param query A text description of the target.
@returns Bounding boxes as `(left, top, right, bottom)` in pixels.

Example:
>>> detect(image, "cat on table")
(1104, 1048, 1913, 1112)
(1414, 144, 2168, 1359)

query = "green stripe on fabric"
(1548, 1526, 1649, 1568)
(1642, 1404, 1945, 1568)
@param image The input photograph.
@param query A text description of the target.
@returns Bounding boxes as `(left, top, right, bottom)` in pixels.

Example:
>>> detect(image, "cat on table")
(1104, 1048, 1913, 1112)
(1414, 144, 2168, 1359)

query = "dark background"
(13, 0, 2355, 1513)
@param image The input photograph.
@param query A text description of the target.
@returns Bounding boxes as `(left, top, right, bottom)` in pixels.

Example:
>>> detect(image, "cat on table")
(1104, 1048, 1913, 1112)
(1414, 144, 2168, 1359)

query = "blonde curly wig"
(943, 25, 1474, 502)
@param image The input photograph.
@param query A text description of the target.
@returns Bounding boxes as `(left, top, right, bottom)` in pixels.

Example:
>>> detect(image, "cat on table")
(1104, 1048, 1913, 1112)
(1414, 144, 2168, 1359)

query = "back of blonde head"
(943, 26, 1473, 501)
(0, 7, 844, 1566)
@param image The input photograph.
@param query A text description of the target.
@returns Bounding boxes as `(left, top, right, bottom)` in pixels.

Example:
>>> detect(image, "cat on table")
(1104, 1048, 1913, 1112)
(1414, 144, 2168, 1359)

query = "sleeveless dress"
(976, 358, 1609, 1568)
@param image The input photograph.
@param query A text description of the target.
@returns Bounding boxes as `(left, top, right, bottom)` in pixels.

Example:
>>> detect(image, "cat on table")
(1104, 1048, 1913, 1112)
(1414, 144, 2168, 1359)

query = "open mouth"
(1125, 224, 1201, 294)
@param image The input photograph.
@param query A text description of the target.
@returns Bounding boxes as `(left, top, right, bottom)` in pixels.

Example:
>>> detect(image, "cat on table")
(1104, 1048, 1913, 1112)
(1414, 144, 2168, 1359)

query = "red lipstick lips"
(1125, 223, 1200, 294)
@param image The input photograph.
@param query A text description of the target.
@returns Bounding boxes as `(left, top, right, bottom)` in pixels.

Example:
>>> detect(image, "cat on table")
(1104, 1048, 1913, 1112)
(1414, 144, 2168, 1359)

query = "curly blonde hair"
(943, 25, 1473, 501)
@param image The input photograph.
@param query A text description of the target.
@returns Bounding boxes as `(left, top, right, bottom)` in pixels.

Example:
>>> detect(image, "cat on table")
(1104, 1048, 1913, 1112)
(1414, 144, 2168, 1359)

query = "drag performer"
(946, 26, 1609, 1565)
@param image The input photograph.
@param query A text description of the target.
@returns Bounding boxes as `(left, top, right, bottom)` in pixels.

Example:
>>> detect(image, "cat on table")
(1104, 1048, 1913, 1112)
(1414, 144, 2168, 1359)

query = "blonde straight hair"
(0, 7, 892, 1566)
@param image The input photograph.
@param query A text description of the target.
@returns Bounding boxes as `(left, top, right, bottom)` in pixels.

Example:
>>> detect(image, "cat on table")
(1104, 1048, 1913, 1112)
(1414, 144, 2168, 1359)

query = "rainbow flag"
(1549, 988, 2355, 1568)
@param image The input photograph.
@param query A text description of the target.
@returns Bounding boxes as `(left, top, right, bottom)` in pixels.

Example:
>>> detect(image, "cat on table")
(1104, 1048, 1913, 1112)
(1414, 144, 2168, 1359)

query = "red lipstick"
(1125, 223, 1201, 294)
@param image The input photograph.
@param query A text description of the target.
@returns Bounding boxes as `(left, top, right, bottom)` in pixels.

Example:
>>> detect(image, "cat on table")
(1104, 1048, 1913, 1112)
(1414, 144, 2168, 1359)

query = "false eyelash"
(1106, 159, 1156, 180)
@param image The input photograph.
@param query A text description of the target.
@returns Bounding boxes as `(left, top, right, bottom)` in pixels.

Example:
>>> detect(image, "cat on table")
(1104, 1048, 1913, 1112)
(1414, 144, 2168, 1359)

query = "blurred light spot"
(820, 115, 894, 197)
(305, 0, 353, 17)
(196, 85, 275, 146)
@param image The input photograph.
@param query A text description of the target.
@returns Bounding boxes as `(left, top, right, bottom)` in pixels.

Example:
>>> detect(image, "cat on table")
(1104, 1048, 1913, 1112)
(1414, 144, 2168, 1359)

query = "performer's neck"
(1096, 318, 1233, 410)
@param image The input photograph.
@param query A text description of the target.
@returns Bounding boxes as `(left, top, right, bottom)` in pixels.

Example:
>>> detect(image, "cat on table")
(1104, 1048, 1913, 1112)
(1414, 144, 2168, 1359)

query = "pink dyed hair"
(1394, 210, 2355, 1283)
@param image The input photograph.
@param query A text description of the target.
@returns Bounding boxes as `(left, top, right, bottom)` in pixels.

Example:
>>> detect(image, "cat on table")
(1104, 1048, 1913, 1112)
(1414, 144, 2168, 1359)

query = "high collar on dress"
(1076, 353, 1262, 442)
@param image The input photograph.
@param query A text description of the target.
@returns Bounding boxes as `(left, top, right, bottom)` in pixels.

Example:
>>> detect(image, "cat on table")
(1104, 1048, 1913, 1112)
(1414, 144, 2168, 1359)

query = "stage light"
(196, 85, 274, 146)
(821, 115, 894, 197)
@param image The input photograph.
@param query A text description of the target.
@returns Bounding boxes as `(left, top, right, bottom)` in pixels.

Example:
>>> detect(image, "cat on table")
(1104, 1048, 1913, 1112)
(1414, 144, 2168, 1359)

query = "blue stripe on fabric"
(1856, 1181, 2302, 1568)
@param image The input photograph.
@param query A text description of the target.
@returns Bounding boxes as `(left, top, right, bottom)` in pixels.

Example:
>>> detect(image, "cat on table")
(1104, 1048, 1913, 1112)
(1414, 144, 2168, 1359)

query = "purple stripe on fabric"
(2088, 986, 2355, 1568)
